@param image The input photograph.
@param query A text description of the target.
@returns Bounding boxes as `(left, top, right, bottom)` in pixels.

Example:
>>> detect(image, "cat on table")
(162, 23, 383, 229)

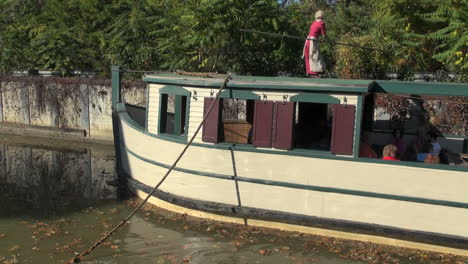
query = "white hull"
(116, 108, 468, 254)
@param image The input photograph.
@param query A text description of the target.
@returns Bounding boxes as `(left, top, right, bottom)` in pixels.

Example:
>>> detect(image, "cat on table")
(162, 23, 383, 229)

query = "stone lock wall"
(0, 76, 146, 143)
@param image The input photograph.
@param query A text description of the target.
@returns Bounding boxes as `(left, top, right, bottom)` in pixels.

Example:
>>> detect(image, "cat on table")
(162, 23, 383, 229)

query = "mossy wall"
(0, 76, 145, 142)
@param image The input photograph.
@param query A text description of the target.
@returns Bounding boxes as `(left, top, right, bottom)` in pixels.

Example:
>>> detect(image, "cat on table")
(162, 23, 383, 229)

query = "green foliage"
(416, 0, 467, 73)
(0, 0, 466, 77)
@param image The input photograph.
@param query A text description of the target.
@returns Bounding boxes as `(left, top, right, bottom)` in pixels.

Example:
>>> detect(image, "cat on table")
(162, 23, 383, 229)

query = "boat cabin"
(122, 72, 467, 169)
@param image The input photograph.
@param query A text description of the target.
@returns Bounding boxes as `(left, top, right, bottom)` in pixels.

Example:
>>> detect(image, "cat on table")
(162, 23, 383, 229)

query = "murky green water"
(0, 133, 466, 264)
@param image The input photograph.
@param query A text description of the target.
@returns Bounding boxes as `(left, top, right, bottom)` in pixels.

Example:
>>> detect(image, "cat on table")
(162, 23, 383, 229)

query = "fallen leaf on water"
(0, 234, 6, 238)
(330, 247, 342, 253)
(9, 245, 20, 252)
(32, 247, 40, 251)
(110, 245, 119, 250)
(108, 208, 118, 214)
(181, 256, 192, 263)
(258, 249, 272, 256)
(183, 225, 190, 230)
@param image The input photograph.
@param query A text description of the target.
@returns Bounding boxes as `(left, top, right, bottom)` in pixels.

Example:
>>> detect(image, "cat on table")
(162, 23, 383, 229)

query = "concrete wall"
(0, 77, 146, 143)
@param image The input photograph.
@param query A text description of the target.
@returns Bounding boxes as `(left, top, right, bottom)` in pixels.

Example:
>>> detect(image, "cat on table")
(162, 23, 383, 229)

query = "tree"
(416, 0, 467, 75)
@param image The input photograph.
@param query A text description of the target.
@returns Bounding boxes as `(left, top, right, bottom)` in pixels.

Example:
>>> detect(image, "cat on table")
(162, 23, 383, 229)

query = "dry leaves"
(110, 244, 119, 250)
(9, 245, 20, 252)
(258, 249, 272, 256)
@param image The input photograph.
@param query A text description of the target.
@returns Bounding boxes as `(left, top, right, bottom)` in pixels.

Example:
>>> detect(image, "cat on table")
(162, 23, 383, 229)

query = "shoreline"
(0, 122, 114, 146)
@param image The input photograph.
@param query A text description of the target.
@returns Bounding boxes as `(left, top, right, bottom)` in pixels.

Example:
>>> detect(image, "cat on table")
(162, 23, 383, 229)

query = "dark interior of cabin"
(294, 102, 333, 151)
(160, 94, 187, 136)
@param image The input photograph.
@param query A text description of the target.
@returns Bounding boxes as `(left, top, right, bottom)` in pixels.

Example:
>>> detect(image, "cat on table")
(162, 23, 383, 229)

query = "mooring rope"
(68, 75, 231, 263)
(240, 29, 389, 53)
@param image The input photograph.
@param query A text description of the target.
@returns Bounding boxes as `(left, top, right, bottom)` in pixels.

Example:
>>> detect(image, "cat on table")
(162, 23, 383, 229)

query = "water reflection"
(0, 134, 116, 217)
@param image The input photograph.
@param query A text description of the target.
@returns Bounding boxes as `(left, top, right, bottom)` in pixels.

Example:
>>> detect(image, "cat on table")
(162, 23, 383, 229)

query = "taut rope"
(68, 75, 231, 263)
(240, 29, 389, 53)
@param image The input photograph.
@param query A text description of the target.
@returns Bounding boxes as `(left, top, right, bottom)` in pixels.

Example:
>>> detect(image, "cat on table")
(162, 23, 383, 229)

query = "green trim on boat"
(290, 93, 340, 104)
(111, 66, 121, 106)
(219, 89, 260, 100)
(143, 74, 468, 96)
(353, 95, 363, 158)
(160, 85, 191, 96)
(143, 75, 224, 88)
(464, 138, 468, 154)
(145, 83, 149, 132)
(371, 81, 468, 97)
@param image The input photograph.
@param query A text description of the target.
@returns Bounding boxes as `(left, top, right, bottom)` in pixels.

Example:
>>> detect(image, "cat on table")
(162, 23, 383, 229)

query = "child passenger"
(417, 143, 440, 164)
(393, 128, 405, 159)
(382, 144, 400, 161)
(428, 131, 441, 156)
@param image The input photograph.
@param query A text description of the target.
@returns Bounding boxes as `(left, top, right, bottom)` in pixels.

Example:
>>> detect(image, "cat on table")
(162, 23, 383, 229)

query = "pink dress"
(303, 20, 326, 75)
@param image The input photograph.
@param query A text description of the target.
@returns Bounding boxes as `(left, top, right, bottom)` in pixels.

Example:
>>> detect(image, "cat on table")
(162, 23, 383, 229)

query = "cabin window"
(360, 93, 467, 164)
(221, 99, 255, 144)
(159, 94, 188, 136)
(293, 102, 334, 151)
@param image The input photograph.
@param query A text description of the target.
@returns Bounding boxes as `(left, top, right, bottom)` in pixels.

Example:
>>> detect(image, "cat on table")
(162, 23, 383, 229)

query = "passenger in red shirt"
(382, 144, 400, 161)
(359, 131, 378, 159)
(302, 10, 326, 76)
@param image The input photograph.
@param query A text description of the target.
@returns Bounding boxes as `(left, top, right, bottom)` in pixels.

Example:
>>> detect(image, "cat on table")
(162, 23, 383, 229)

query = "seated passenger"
(417, 143, 440, 164)
(411, 126, 429, 154)
(404, 127, 429, 161)
(428, 131, 441, 156)
(422, 144, 440, 164)
(393, 128, 406, 159)
(382, 144, 400, 161)
(359, 131, 377, 159)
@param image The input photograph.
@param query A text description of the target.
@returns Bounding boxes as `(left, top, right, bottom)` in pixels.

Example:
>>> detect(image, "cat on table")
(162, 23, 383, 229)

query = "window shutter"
(273, 102, 295, 150)
(252, 100, 274, 148)
(331, 105, 356, 155)
(202, 97, 221, 143)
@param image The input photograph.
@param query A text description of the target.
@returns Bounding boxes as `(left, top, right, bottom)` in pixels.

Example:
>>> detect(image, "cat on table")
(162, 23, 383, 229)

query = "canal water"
(0, 133, 466, 264)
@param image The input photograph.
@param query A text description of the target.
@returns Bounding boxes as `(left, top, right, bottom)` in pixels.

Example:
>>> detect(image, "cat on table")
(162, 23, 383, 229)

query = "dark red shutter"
(331, 105, 356, 155)
(252, 100, 274, 148)
(202, 97, 221, 143)
(273, 102, 295, 150)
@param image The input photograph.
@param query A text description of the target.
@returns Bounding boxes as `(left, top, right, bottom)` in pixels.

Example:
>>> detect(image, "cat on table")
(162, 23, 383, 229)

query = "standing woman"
(302, 10, 326, 77)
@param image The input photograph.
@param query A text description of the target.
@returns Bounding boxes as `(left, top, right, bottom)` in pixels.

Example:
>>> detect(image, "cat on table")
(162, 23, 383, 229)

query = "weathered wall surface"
(0, 76, 146, 143)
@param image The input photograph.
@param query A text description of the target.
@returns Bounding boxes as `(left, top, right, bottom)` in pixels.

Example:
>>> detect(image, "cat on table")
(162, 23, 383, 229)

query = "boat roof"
(143, 73, 468, 97)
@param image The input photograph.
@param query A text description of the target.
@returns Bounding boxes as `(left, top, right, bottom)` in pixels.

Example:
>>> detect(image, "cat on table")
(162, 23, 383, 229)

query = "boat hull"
(115, 104, 468, 255)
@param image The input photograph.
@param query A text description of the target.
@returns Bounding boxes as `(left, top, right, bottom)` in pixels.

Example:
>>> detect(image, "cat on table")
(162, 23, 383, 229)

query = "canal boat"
(111, 66, 468, 255)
